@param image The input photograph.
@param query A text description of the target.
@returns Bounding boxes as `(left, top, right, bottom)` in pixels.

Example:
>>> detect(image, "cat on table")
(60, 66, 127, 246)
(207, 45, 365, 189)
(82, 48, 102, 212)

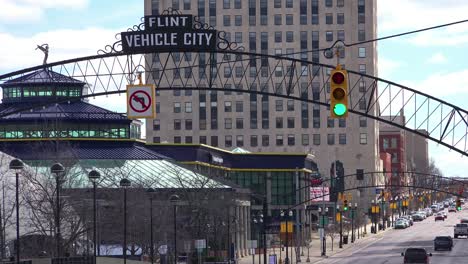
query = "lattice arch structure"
(0, 50, 467, 156)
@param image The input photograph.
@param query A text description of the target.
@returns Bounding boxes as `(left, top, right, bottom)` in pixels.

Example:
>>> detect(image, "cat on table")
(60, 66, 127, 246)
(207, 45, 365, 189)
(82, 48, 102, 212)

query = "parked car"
(435, 213, 445, 221)
(460, 218, 468, 224)
(449, 207, 457, 213)
(395, 220, 407, 229)
(401, 248, 432, 264)
(434, 236, 453, 251)
(412, 214, 424, 221)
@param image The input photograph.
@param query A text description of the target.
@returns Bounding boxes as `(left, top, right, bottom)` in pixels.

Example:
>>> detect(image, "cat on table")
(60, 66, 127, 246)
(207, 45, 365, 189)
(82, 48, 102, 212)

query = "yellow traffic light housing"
(330, 65, 349, 118)
(343, 200, 348, 211)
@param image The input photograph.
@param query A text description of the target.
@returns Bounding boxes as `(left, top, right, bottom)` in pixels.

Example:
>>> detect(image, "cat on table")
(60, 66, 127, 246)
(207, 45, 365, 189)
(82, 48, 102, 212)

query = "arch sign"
(126, 84, 156, 119)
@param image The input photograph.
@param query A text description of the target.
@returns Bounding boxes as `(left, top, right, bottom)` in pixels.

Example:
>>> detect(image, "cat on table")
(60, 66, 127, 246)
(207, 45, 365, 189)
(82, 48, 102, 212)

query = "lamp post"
(337, 205, 342, 248)
(51, 163, 65, 258)
(147, 188, 155, 264)
(9, 159, 24, 264)
(371, 200, 375, 234)
(351, 203, 357, 243)
(170, 194, 180, 264)
(119, 178, 131, 264)
(318, 207, 328, 256)
(88, 169, 101, 260)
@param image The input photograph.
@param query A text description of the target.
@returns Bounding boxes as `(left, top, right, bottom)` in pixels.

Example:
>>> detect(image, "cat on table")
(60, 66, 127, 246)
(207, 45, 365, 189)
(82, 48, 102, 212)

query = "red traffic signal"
(311, 178, 323, 186)
(331, 71, 345, 84)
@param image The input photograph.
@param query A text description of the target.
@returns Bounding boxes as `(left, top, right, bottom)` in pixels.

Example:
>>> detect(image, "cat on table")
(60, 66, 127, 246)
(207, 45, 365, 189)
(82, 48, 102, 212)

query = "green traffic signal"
(333, 103, 347, 116)
(344, 206, 348, 211)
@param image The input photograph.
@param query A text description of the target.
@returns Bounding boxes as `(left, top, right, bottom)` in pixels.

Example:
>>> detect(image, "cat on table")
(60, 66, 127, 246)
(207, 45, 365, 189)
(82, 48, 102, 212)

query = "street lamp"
(371, 200, 375, 234)
(119, 178, 131, 264)
(9, 159, 24, 264)
(147, 188, 155, 264)
(170, 194, 180, 264)
(51, 162, 65, 258)
(337, 205, 342, 249)
(88, 169, 101, 260)
(351, 203, 357, 243)
(380, 196, 385, 231)
(318, 207, 328, 256)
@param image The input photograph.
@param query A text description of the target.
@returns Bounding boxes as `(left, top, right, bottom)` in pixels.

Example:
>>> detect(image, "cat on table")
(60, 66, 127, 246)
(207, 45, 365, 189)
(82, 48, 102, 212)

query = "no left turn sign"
(126, 84, 156, 119)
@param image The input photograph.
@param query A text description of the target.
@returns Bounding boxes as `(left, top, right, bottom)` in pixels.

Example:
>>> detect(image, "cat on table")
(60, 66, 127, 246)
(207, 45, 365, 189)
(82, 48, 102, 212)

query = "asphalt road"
(316, 207, 468, 264)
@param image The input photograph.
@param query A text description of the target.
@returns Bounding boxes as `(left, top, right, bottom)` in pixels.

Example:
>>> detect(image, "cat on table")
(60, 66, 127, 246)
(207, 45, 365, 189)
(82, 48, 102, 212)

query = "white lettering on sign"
(125, 33, 179, 47)
(148, 16, 189, 29)
(183, 32, 213, 46)
(211, 155, 223, 164)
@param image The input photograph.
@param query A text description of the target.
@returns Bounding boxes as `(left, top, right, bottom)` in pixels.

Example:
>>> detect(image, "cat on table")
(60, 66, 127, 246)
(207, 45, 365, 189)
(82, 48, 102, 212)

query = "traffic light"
(343, 200, 348, 211)
(457, 199, 462, 211)
(330, 65, 349, 118)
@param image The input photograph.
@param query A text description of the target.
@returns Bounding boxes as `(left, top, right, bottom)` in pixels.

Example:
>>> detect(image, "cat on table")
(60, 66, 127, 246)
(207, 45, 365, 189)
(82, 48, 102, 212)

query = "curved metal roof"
(1, 68, 85, 87)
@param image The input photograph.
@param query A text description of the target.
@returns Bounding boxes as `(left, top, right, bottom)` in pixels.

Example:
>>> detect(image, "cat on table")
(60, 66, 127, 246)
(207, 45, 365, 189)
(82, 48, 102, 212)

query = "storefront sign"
(122, 14, 216, 53)
(310, 187, 330, 202)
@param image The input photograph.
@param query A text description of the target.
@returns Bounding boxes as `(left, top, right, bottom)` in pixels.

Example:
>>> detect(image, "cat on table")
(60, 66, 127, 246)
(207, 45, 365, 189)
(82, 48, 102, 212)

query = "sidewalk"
(236, 222, 393, 264)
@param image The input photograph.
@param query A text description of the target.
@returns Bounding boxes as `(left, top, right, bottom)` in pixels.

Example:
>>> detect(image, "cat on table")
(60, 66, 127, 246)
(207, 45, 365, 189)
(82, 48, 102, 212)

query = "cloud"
(378, 0, 468, 47)
(378, 57, 404, 79)
(0, 0, 89, 23)
(427, 53, 447, 64)
(429, 143, 468, 177)
(0, 27, 121, 72)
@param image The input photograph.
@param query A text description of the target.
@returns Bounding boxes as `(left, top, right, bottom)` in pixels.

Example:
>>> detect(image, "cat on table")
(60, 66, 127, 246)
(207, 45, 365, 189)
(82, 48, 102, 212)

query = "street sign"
(158, 245, 168, 255)
(127, 84, 156, 119)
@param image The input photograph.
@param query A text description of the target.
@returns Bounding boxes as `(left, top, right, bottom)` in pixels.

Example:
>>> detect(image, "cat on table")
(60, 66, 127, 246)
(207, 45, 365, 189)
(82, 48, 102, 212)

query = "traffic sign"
(158, 245, 168, 255)
(195, 239, 206, 249)
(127, 84, 156, 119)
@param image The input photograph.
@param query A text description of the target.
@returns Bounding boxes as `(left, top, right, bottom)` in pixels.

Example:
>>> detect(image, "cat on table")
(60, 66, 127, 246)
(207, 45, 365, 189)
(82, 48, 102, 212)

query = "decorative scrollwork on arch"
(216, 31, 245, 52)
(97, 33, 123, 55)
(193, 16, 215, 30)
(161, 7, 182, 15)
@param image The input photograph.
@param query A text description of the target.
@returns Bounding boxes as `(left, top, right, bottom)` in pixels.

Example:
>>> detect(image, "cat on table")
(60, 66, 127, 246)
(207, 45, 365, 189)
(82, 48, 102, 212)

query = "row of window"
(222, 13, 347, 27)
(153, 133, 369, 147)
(0, 128, 129, 139)
(3, 87, 82, 99)
(166, 0, 348, 11)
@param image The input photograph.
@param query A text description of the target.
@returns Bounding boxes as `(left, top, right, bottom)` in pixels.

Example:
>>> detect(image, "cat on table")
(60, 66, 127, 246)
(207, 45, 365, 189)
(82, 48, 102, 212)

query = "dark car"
(434, 236, 453, 251)
(401, 248, 432, 264)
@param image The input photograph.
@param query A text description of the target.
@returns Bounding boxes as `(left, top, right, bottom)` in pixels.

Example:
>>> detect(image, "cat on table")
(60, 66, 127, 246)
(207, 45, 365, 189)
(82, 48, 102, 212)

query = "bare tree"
(325, 224, 339, 251)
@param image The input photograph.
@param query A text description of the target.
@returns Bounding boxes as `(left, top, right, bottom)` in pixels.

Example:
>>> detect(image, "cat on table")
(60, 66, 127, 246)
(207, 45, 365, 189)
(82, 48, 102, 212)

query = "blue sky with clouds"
(0, 0, 467, 177)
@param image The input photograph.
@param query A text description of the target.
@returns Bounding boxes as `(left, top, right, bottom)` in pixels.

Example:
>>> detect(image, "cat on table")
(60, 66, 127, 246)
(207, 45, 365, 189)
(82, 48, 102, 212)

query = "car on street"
(402, 215, 414, 226)
(395, 220, 407, 229)
(448, 207, 457, 212)
(401, 248, 432, 264)
(434, 213, 445, 221)
(454, 223, 468, 238)
(412, 214, 424, 221)
(434, 236, 453, 251)
(442, 211, 448, 218)
(460, 218, 468, 224)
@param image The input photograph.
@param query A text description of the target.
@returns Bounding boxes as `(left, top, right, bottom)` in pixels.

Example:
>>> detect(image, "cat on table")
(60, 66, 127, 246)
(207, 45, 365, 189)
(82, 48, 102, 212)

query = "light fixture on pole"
(170, 194, 181, 264)
(147, 188, 155, 264)
(120, 178, 131, 264)
(88, 169, 101, 260)
(51, 162, 65, 258)
(9, 159, 24, 264)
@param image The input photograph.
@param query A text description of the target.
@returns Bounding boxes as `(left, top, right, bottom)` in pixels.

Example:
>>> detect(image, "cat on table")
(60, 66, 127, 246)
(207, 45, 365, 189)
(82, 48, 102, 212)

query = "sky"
(0, 0, 467, 177)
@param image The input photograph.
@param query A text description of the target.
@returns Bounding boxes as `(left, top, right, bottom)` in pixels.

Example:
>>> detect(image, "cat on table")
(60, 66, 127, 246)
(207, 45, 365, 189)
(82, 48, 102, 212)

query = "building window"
(391, 138, 397, 148)
(174, 102, 181, 113)
(223, 0, 230, 9)
(358, 30, 366, 41)
(326, 31, 333, 42)
(153, 119, 160, 131)
(274, 14, 282, 25)
(185, 119, 193, 130)
(235, 32, 242, 43)
(200, 136, 207, 144)
(236, 118, 244, 129)
(327, 134, 335, 145)
(286, 14, 293, 25)
(359, 80, 366, 92)
(337, 13, 344, 24)
(174, 119, 181, 130)
(327, 118, 334, 128)
(358, 47, 366, 58)
(234, 0, 241, 9)
(339, 133, 346, 145)
(325, 13, 333, 24)
(236, 101, 243, 112)
(287, 100, 294, 111)
(287, 117, 295, 128)
(225, 118, 232, 129)
(360, 133, 368, 144)
(184, 136, 192, 143)
(359, 98, 366, 110)
(360, 116, 367, 127)
(235, 15, 242, 26)
(276, 135, 284, 146)
(359, 64, 366, 74)
(262, 135, 269, 146)
(274, 0, 281, 8)
(275, 32, 282, 43)
(286, 31, 294, 42)
(223, 15, 231, 26)
(285, 0, 293, 8)
(337, 0, 344, 7)
(211, 136, 218, 147)
(185, 102, 192, 113)
(251, 135, 258, 147)
(325, 0, 332, 7)
(356, 169, 364, 180)
(224, 101, 232, 112)
(302, 134, 309, 145)
(313, 134, 320, 145)
(275, 100, 283, 111)
(276, 117, 283, 129)
(183, 0, 191, 9)
(287, 134, 295, 146)
(225, 135, 232, 147)
(153, 137, 160, 143)
(174, 136, 181, 143)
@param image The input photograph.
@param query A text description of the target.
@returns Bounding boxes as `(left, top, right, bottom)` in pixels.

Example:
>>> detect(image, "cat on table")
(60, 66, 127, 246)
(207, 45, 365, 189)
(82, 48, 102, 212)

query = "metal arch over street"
(1, 20, 468, 156)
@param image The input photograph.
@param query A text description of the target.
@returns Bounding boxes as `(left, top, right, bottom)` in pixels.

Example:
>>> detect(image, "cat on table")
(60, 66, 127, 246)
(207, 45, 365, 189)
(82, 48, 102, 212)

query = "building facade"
(144, 0, 381, 209)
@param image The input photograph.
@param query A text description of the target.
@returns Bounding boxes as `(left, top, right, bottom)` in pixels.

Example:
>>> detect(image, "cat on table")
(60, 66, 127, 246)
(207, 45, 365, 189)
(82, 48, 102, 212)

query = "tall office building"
(144, 0, 381, 206)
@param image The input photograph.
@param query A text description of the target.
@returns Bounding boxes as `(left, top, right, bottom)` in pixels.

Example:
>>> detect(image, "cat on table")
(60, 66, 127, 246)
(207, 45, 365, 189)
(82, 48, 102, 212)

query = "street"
(316, 208, 468, 264)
